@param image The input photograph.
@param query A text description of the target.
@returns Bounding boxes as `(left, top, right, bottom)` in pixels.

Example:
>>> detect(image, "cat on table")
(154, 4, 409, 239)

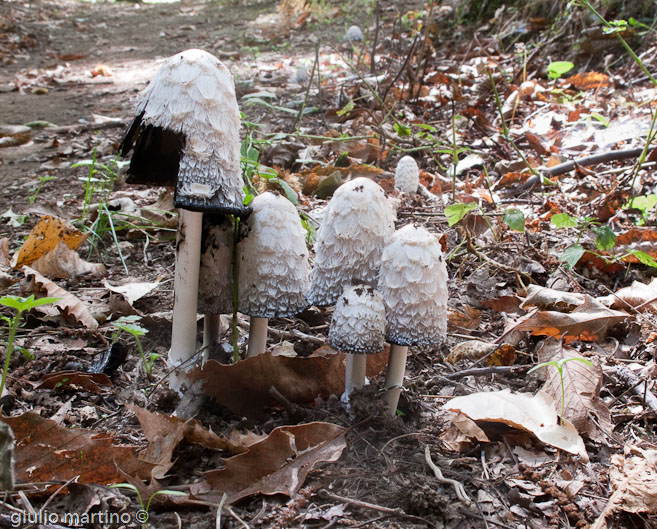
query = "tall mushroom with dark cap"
(378, 224, 448, 415)
(120, 49, 248, 391)
(329, 284, 386, 398)
(308, 177, 395, 307)
(238, 192, 310, 357)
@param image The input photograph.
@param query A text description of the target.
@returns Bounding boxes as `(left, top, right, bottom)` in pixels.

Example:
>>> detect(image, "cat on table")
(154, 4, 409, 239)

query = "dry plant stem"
(384, 344, 408, 415)
(542, 146, 656, 178)
(321, 490, 429, 524)
(247, 316, 268, 357)
(424, 446, 472, 504)
(169, 209, 203, 392)
(344, 354, 367, 397)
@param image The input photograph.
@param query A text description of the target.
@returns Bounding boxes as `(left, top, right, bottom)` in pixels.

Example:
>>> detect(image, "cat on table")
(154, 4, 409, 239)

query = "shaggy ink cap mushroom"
(394, 156, 420, 194)
(378, 224, 448, 346)
(238, 192, 310, 319)
(308, 177, 395, 307)
(344, 25, 364, 43)
(328, 285, 386, 355)
(120, 48, 248, 215)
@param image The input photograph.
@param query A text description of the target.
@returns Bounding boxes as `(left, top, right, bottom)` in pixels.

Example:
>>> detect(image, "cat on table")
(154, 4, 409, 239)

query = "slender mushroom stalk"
(238, 192, 310, 357)
(308, 177, 395, 307)
(329, 285, 386, 398)
(394, 155, 420, 194)
(378, 224, 448, 415)
(119, 49, 248, 392)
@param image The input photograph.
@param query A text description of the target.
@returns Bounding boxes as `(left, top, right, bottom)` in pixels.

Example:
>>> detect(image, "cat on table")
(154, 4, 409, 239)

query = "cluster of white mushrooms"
(120, 49, 448, 415)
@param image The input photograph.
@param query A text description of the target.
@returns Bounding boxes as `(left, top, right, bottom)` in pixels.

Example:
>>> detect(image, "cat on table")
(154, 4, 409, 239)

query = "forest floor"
(1, 0, 657, 528)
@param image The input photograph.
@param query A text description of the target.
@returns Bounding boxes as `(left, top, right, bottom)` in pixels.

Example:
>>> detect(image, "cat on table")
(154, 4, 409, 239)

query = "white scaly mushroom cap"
(378, 224, 448, 347)
(238, 192, 310, 318)
(198, 216, 233, 315)
(344, 25, 364, 42)
(394, 156, 420, 194)
(308, 177, 396, 306)
(329, 285, 386, 354)
(137, 49, 244, 210)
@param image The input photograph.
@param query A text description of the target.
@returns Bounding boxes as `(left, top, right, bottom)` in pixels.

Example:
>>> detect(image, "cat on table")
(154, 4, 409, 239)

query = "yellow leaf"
(13, 216, 87, 268)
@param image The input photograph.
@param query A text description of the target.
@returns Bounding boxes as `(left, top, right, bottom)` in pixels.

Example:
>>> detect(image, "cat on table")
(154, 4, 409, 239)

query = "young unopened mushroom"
(329, 285, 386, 398)
(378, 224, 448, 415)
(308, 177, 395, 307)
(394, 156, 420, 194)
(120, 49, 248, 391)
(238, 192, 310, 357)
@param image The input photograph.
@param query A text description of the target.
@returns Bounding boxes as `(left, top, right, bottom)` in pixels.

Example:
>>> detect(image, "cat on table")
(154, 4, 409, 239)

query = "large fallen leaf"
(37, 371, 112, 393)
(444, 389, 588, 461)
(12, 216, 87, 268)
(446, 340, 516, 366)
(598, 278, 657, 312)
(127, 404, 251, 480)
(440, 413, 490, 452)
(103, 278, 160, 306)
(0, 412, 153, 485)
(536, 339, 612, 438)
(196, 422, 346, 504)
(591, 446, 657, 529)
(30, 241, 105, 279)
(514, 296, 628, 341)
(24, 266, 98, 329)
(197, 346, 389, 418)
(520, 284, 586, 312)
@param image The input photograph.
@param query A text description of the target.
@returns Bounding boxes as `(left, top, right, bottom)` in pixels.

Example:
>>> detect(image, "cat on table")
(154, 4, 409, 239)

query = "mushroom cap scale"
(328, 285, 386, 355)
(238, 192, 310, 318)
(120, 49, 246, 214)
(308, 177, 395, 307)
(394, 156, 420, 194)
(378, 224, 448, 347)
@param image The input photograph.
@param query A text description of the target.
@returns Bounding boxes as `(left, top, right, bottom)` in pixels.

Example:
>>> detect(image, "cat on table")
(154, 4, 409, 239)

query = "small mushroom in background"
(120, 49, 249, 392)
(378, 224, 448, 415)
(329, 284, 386, 398)
(198, 214, 234, 359)
(238, 192, 310, 357)
(307, 177, 395, 307)
(394, 155, 420, 194)
(342, 25, 365, 62)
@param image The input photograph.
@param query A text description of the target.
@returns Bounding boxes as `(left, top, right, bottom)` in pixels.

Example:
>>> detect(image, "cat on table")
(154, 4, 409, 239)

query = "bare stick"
(384, 344, 408, 415)
(612, 366, 657, 412)
(321, 491, 429, 524)
(425, 446, 472, 504)
(542, 146, 656, 178)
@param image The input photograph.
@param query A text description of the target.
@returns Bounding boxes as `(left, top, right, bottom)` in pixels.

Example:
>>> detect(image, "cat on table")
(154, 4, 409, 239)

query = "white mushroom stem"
(169, 209, 203, 392)
(383, 344, 408, 415)
(344, 354, 367, 397)
(202, 314, 222, 364)
(247, 316, 269, 357)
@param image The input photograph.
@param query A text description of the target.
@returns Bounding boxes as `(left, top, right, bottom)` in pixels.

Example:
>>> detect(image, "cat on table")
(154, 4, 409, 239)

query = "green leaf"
(0, 295, 60, 312)
(631, 250, 657, 268)
(547, 61, 574, 79)
(416, 123, 437, 133)
(559, 244, 586, 269)
(444, 202, 479, 227)
(393, 122, 412, 137)
(112, 316, 148, 337)
(592, 225, 616, 251)
(336, 100, 355, 117)
(503, 208, 525, 232)
(550, 212, 578, 228)
(590, 113, 609, 127)
(625, 194, 657, 214)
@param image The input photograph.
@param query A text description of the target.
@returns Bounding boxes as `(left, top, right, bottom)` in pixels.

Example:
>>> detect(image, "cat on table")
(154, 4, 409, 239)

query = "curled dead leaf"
(30, 241, 105, 279)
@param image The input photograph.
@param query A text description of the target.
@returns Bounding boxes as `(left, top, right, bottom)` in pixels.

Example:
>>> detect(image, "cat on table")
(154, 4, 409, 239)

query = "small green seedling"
(111, 316, 159, 377)
(550, 213, 616, 269)
(547, 61, 574, 80)
(0, 295, 60, 397)
(109, 483, 187, 527)
(528, 357, 593, 421)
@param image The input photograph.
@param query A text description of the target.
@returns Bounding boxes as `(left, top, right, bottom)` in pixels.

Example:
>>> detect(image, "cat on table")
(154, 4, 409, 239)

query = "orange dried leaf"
(568, 71, 610, 90)
(13, 216, 87, 268)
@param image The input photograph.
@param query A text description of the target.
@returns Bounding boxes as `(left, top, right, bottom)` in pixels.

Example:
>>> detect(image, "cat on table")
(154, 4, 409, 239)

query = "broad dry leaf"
(127, 405, 249, 480)
(568, 71, 610, 90)
(30, 241, 105, 279)
(615, 227, 657, 262)
(444, 389, 588, 461)
(440, 412, 490, 452)
(24, 266, 98, 329)
(103, 278, 160, 306)
(198, 422, 346, 504)
(591, 446, 657, 529)
(197, 346, 389, 418)
(446, 340, 516, 366)
(537, 339, 612, 437)
(37, 371, 112, 393)
(598, 278, 657, 312)
(13, 216, 87, 268)
(0, 412, 153, 485)
(514, 296, 628, 341)
(447, 306, 481, 330)
(520, 284, 586, 312)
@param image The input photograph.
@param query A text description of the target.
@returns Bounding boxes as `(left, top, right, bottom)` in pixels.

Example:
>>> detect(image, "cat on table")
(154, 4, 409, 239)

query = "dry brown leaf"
(24, 266, 99, 329)
(447, 306, 481, 330)
(446, 340, 516, 366)
(591, 446, 657, 529)
(13, 216, 87, 268)
(103, 278, 161, 306)
(568, 71, 610, 90)
(0, 237, 10, 267)
(37, 371, 112, 393)
(520, 284, 586, 312)
(197, 422, 346, 504)
(444, 389, 588, 461)
(440, 412, 490, 452)
(0, 412, 153, 485)
(599, 278, 657, 312)
(197, 346, 389, 418)
(127, 405, 250, 480)
(514, 296, 628, 341)
(30, 241, 105, 279)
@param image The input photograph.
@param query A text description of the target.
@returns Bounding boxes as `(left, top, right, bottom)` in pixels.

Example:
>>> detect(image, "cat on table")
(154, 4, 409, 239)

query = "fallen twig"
(424, 446, 472, 504)
(610, 366, 657, 412)
(321, 490, 430, 524)
(442, 365, 530, 380)
(542, 146, 656, 178)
